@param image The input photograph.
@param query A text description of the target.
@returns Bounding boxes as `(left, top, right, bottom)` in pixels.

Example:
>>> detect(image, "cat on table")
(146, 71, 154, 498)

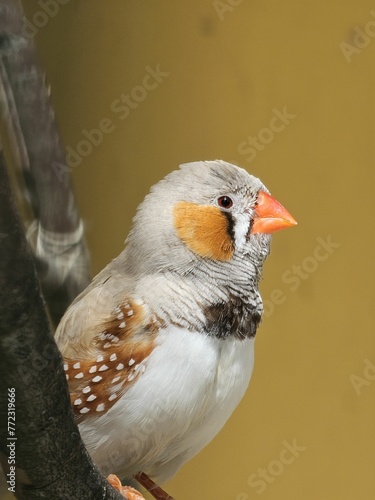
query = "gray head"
(121, 161, 296, 281)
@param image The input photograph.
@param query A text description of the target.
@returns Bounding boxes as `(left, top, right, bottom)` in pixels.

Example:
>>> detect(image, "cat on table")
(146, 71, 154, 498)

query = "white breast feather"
(79, 326, 254, 484)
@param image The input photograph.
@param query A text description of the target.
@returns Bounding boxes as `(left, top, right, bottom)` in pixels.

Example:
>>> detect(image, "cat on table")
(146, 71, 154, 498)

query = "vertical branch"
(0, 148, 122, 499)
(0, 0, 91, 326)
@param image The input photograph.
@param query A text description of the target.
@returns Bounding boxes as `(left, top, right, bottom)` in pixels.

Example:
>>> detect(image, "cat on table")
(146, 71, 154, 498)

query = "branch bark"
(0, 148, 122, 499)
(0, 1, 123, 498)
(0, 0, 91, 326)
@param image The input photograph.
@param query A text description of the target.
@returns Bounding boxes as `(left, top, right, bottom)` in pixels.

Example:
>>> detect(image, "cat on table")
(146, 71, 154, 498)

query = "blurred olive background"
(13, 1, 375, 499)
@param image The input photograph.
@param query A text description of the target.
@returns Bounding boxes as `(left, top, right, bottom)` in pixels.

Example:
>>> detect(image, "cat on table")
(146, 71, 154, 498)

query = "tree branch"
(0, 147, 122, 499)
(0, 0, 91, 326)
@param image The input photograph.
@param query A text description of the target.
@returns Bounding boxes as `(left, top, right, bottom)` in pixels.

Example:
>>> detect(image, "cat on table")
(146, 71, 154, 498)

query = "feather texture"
(54, 160, 276, 485)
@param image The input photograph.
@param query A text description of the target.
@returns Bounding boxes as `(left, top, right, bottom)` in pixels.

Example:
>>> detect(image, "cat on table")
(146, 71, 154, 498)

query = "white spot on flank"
(103, 342, 111, 349)
(96, 355, 104, 362)
(108, 393, 117, 401)
(134, 298, 143, 306)
(75, 372, 84, 379)
(92, 375, 102, 383)
(128, 358, 135, 366)
(99, 364, 109, 371)
(114, 306, 121, 314)
(87, 394, 97, 402)
(119, 322, 126, 329)
(80, 407, 90, 414)
(73, 362, 81, 369)
(112, 376, 121, 383)
(116, 363, 124, 370)
(110, 353, 117, 361)
(117, 312, 124, 320)
(65, 374, 69, 380)
(63, 363, 68, 371)
(82, 386, 91, 394)
(74, 398, 82, 406)
(96, 403, 105, 412)
(127, 310, 134, 317)
(112, 336, 119, 344)
(89, 365, 97, 373)
(128, 373, 135, 382)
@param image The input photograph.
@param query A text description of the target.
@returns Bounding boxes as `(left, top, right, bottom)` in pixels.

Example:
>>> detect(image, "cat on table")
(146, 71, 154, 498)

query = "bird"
(55, 160, 297, 499)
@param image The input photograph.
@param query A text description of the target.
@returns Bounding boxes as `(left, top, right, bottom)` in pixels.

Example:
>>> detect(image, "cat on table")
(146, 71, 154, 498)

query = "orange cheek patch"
(173, 202, 234, 261)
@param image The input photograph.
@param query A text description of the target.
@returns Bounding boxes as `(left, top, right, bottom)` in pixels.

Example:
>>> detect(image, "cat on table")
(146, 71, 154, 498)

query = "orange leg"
(135, 472, 175, 500)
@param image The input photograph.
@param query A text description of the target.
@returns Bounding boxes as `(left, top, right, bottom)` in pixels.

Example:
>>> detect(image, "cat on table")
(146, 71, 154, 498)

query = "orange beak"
(251, 191, 297, 234)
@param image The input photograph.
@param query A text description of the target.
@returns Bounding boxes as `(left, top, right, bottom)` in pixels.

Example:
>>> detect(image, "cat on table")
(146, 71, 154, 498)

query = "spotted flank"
(64, 299, 158, 420)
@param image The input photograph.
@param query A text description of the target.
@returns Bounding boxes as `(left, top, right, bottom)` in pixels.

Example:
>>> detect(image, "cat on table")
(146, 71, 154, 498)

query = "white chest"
(80, 327, 254, 483)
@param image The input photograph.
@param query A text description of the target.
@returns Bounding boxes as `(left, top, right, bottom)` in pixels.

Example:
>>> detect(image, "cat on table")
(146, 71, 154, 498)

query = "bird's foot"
(135, 472, 175, 500)
(107, 474, 145, 500)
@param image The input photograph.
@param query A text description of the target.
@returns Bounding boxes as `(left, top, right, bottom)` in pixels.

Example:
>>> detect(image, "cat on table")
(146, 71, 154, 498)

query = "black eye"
(217, 196, 233, 209)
